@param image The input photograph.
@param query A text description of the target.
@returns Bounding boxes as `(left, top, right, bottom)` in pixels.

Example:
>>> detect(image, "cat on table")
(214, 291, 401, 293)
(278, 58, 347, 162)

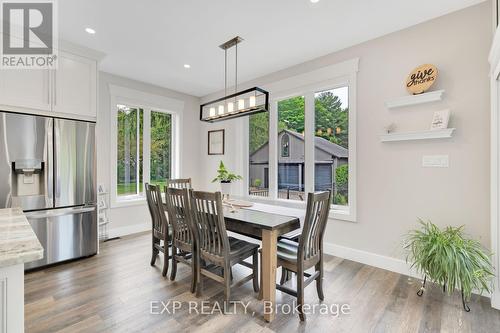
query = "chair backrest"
(145, 183, 167, 235)
(164, 187, 194, 247)
(189, 191, 230, 262)
(299, 191, 331, 261)
(166, 178, 192, 189)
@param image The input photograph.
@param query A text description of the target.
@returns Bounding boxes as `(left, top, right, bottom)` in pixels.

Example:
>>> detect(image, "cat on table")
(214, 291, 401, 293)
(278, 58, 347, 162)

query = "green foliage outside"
(405, 220, 494, 301)
(117, 108, 171, 196)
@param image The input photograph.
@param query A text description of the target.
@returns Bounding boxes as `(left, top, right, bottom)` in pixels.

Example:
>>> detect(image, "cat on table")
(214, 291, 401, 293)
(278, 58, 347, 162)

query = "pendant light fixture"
(200, 36, 269, 122)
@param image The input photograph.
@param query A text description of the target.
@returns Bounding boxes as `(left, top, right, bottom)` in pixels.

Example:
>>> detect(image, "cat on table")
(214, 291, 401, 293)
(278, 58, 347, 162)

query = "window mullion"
(304, 92, 315, 194)
(143, 109, 151, 188)
(269, 100, 278, 199)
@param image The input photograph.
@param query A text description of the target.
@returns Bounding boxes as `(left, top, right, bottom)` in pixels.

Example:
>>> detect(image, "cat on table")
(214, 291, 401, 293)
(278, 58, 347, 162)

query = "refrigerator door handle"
(46, 118, 54, 207)
(25, 206, 96, 219)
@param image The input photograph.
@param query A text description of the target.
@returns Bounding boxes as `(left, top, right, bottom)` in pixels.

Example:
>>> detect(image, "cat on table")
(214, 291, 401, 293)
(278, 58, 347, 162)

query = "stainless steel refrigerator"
(0, 111, 97, 270)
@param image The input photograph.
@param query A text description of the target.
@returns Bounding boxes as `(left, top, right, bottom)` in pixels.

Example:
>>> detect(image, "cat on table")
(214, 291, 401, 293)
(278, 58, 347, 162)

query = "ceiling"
(59, 0, 486, 97)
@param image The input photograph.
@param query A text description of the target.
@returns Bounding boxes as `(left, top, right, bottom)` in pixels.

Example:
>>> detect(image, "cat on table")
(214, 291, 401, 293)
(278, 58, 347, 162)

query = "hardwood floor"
(25, 232, 500, 333)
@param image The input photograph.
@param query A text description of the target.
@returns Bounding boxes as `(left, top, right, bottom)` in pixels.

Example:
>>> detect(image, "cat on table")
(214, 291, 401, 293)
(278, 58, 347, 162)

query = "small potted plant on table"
(212, 161, 242, 199)
(405, 220, 494, 312)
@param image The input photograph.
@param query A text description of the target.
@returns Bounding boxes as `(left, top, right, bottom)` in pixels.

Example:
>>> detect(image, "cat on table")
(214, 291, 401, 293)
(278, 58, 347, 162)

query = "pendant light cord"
(224, 49, 227, 98)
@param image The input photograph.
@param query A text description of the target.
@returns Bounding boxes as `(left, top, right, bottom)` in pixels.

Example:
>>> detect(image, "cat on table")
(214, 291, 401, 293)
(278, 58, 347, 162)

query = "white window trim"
(244, 58, 358, 222)
(109, 84, 184, 208)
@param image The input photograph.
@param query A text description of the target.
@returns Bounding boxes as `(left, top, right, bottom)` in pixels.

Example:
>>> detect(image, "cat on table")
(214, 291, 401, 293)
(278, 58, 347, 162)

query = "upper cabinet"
(0, 69, 51, 112)
(0, 42, 103, 121)
(52, 52, 97, 119)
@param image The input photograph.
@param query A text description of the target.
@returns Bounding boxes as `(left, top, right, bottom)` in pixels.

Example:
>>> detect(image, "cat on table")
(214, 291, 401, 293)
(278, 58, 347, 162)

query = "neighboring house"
(249, 129, 348, 191)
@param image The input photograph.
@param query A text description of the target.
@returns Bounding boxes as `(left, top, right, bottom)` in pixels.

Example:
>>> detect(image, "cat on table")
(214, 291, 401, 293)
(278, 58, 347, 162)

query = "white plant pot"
(220, 182, 232, 196)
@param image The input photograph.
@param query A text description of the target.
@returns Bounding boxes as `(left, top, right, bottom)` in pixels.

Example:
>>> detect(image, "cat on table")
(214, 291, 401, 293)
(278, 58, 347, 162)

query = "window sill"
(110, 196, 147, 209)
(244, 195, 356, 222)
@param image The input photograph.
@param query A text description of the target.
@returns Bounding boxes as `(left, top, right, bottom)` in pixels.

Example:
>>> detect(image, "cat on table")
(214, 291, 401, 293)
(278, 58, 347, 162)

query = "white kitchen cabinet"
(0, 43, 101, 121)
(0, 69, 51, 112)
(52, 52, 97, 119)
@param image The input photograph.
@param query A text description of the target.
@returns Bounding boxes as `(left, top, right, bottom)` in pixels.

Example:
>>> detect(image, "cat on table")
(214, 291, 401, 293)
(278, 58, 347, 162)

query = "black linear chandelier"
(200, 36, 269, 122)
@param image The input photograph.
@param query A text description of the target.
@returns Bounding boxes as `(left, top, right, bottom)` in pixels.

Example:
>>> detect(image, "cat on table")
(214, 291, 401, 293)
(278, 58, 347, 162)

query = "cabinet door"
(0, 69, 51, 112)
(53, 52, 97, 119)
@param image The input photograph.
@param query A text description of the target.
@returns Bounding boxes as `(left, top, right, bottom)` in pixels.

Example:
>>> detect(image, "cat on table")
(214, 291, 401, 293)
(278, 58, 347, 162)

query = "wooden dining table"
(223, 206, 301, 322)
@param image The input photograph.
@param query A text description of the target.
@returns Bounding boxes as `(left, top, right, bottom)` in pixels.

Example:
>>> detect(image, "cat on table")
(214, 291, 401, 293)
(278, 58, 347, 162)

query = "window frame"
(244, 58, 358, 222)
(109, 85, 183, 208)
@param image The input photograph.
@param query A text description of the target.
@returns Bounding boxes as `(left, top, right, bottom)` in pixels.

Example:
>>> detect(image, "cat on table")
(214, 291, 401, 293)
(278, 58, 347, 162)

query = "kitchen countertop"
(0, 207, 43, 268)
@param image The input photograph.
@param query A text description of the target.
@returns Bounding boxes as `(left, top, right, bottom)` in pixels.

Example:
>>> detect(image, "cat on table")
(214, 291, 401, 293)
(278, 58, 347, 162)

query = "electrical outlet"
(422, 155, 449, 168)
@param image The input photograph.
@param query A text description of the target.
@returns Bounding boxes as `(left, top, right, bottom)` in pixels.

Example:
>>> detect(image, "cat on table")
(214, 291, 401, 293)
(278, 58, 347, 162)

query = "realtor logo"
(1, 0, 58, 69)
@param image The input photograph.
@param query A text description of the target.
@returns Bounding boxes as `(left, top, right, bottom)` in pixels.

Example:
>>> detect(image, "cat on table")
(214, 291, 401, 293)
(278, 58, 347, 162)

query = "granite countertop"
(0, 207, 44, 268)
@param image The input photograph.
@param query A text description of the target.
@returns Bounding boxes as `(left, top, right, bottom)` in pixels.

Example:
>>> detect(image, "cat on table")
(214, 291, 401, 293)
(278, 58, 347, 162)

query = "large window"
(117, 106, 143, 196)
(150, 111, 172, 187)
(314, 87, 349, 206)
(115, 104, 173, 201)
(278, 96, 305, 201)
(248, 112, 270, 197)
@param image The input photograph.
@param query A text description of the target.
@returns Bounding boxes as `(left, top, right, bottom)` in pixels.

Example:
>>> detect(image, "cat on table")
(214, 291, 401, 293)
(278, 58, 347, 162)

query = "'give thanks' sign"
(406, 64, 438, 95)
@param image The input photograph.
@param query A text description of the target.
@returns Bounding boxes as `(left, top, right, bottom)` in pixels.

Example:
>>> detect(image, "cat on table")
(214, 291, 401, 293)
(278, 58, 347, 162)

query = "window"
(314, 87, 349, 206)
(114, 104, 174, 202)
(117, 106, 143, 196)
(278, 96, 305, 201)
(248, 112, 269, 197)
(150, 111, 172, 187)
(244, 58, 358, 221)
(281, 134, 290, 157)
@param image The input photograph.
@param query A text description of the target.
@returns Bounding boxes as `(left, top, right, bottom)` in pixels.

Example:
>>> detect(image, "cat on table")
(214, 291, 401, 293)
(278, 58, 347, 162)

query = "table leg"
(261, 229, 278, 322)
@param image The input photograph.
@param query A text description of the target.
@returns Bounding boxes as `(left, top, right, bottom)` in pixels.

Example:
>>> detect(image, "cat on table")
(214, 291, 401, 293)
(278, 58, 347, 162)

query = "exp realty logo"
(1, 0, 58, 69)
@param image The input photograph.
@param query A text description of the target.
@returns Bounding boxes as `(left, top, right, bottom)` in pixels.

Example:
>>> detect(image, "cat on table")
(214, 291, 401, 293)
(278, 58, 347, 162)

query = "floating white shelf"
(380, 128, 455, 142)
(385, 90, 444, 109)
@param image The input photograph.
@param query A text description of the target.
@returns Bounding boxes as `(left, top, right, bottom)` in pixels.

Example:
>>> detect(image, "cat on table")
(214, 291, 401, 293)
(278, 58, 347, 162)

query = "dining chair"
(274, 191, 331, 321)
(166, 178, 192, 189)
(145, 183, 171, 277)
(164, 186, 196, 293)
(189, 190, 259, 304)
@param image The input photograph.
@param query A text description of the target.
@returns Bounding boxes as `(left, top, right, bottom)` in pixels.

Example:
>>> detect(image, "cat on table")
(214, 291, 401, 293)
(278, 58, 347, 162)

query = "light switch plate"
(422, 155, 449, 168)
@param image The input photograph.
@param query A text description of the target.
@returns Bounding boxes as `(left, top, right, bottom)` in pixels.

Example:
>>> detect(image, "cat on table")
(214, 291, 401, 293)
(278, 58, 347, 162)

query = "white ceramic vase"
(220, 182, 232, 198)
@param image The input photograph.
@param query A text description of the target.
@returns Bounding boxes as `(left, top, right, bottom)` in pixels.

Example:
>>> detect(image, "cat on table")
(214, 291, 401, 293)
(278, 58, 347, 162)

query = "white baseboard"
(323, 242, 418, 279)
(108, 223, 150, 239)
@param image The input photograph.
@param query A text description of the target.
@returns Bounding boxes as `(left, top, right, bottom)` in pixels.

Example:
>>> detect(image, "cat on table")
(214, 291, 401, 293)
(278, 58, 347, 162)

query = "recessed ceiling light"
(184, 64, 191, 69)
(310, 0, 320, 3)
(85, 28, 96, 34)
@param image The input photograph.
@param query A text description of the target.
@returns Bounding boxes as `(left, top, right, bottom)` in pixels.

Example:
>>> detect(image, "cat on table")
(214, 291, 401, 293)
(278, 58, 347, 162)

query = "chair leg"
(162, 243, 169, 277)
(252, 252, 260, 293)
(315, 261, 324, 301)
(224, 263, 231, 311)
(297, 268, 306, 321)
(150, 237, 159, 266)
(170, 246, 178, 280)
(190, 251, 197, 294)
(196, 257, 203, 297)
(280, 267, 287, 285)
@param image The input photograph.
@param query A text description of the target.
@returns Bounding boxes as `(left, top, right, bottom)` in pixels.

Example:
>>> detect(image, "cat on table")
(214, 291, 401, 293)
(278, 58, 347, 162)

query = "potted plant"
(405, 219, 494, 311)
(212, 161, 242, 197)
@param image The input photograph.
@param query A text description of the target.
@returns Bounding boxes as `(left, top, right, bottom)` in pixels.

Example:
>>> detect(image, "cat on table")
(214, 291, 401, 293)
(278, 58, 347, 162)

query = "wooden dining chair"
(145, 183, 171, 277)
(189, 191, 259, 304)
(275, 191, 331, 321)
(166, 178, 192, 189)
(164, 187, 196, 293)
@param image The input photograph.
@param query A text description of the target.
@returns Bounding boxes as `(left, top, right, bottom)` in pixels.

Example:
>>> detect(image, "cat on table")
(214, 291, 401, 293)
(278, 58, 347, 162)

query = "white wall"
(198, 2, 493, 265)
(97, 72, 201, 236)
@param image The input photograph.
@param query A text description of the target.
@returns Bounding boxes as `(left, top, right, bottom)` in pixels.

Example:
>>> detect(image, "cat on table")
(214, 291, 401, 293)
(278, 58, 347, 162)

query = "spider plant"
(405, 219, 494, 301)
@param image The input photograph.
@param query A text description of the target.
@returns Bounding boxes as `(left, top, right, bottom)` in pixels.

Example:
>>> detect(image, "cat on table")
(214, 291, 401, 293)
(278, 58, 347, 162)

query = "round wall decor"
(405, 64, 438, 95)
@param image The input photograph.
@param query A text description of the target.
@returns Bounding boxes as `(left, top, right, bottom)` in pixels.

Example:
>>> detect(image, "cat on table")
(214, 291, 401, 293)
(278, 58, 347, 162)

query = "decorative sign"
(430, 109, 450, 130)
(406, 64, 438, 95)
